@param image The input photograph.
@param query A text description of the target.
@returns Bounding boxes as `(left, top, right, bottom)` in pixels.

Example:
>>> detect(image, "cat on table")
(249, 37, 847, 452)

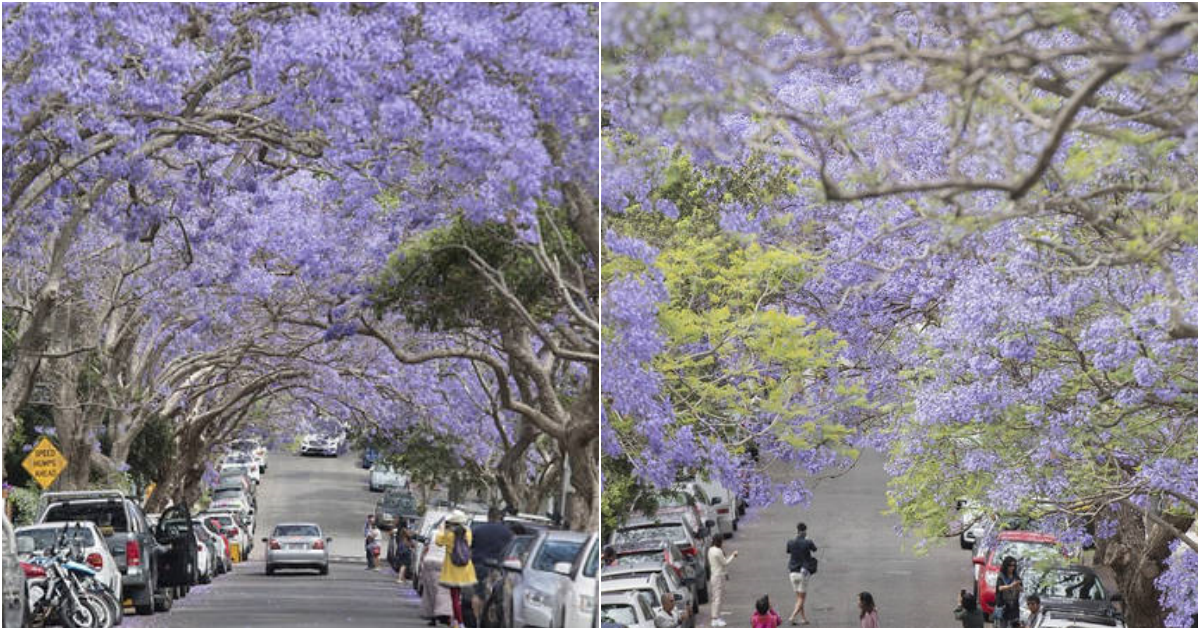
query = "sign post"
(21, 437, 67, 490)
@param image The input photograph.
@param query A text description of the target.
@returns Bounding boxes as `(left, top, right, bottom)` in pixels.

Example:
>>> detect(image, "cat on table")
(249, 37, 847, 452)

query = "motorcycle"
(23, 526, 116, 628)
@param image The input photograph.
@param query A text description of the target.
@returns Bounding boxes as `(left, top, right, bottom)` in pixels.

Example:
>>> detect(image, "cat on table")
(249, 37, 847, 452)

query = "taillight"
(717, 508, 730, 514)
(126, 540, 141, 567)
(681, 545, 697, 556)
(21, 562, 46, 578)
(86, 553, 104, 569)
(269, 539, 281, 550)
(312, 539, 325, 550)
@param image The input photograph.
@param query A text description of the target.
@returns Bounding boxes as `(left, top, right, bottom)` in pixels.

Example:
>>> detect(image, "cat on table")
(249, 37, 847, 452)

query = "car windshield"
(532, 538, 584, 572)
(1032, 570, 1106, 600)
(213, 489, 244, 501)
(994, 540, 1057, 564)
(383, 494, 416, 512)
(617, 550, 664, 567)
(583, 541, 599, 578)
(656, 490, 693, 509)
(274, 525, 320, 537)
(17, 526, 97, 554)
(612, 524, 686, 546)
(601, 603, 637, 626)
(42, 503, 128, 534)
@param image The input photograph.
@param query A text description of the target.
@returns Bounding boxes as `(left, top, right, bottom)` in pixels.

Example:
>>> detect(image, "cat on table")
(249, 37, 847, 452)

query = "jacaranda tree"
(603, 3, 1196, 624)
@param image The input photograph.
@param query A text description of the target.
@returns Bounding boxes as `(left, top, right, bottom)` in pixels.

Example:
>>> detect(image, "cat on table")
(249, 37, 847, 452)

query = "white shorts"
(789, 570, 810, 593)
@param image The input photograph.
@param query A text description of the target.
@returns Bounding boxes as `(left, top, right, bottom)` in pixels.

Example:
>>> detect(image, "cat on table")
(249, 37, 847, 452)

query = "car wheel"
(733, 519, 738, 532)
(266, 564, 275, 576)
(154, 588, 173, 613)
(319, 564, 329, 576)
(134, 586, 155, 616)
(960, 534, 973, 550)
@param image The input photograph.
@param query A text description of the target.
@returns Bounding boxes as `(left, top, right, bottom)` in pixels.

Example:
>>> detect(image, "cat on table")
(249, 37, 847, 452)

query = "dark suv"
(38, 490, 195, 616)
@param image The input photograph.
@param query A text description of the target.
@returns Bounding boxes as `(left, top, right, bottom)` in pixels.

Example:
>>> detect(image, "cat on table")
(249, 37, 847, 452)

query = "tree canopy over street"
(602, 3, 1196, 625)
(3, 3, 598, 529)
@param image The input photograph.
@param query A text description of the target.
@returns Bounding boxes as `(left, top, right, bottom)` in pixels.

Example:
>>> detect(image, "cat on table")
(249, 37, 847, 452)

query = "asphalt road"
(124, 448, 424, 627)
(695, 449, 974, 628)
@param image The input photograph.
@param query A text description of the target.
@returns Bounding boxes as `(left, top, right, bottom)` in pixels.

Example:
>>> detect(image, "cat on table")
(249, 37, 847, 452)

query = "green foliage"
(126, 414, 177, 489)
(383, 432, 488, 508)
(372, 205, 587, 332)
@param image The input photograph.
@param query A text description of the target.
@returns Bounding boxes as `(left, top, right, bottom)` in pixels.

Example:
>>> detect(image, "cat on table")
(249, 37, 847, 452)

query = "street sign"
(21, 436, 67, 489)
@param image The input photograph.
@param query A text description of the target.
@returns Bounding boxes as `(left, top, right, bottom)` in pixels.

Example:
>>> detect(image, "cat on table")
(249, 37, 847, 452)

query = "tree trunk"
(1095, 504, 1194, 627)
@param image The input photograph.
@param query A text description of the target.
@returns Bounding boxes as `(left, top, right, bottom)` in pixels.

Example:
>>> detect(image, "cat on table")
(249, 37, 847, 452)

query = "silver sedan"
(263, 523, 330, 575)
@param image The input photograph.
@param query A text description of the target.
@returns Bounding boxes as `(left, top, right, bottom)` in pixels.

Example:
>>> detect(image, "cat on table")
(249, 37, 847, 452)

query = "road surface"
(124, 449, 424, 627)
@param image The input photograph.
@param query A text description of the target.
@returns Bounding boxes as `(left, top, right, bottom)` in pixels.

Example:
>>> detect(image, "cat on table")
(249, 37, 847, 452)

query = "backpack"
(450, 525, 471, 567)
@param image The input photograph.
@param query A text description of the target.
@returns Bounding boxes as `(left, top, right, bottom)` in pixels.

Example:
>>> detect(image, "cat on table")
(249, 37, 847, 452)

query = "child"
(752, 595, 781, 628)
(859, 592, 878, 628)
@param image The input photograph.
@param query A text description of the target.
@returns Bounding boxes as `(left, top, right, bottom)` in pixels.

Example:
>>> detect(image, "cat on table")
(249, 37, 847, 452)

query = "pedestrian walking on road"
(470, 507, 513, 626)
(751, 595, 781, 628)
(858, 592, 878, 628)
(994, 557, 1023, 628)
(364, 514, 381, 569)
(706, 536, 738, 627)
(785, 522, 817, 626)
(436, 509, 477, 628)
(953, 591, 985, 628)
(394, 526, 414, 584)
(653, 591, 691, 627)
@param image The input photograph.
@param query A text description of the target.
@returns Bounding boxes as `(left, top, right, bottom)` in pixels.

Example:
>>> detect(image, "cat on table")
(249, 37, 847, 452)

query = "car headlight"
(578, 593, 595, 613)
(523, 587, 553, 609)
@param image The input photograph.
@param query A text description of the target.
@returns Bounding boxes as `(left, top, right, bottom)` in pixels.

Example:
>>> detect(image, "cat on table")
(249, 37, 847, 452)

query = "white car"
(228, 438, 268, 473)
(555, 533, 599, 628)
(368, 464, 409, 492)
(202, 512, 253, 557)
(16, 521, 122, 611)
(221, 459, 260, 484)
(600, 591, 656, 628)
(300, 433, 339, 457)
(601, 573, 673, 627)
(689, 476, 738, 537)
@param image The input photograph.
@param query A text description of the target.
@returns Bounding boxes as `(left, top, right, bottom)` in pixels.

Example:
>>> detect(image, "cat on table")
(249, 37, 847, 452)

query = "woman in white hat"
(435, 510, 477, 627)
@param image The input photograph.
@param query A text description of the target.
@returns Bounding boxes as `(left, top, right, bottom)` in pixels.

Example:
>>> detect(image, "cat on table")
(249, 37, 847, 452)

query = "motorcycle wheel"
(58, 593, 102, 628)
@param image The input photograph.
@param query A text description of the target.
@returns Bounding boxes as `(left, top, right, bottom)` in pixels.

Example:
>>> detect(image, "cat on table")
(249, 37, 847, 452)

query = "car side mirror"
(710, 497, 721, 506)
(501, 558, 523, 572)
(326, 537, 333, 543)
(673, 592, 683, 602)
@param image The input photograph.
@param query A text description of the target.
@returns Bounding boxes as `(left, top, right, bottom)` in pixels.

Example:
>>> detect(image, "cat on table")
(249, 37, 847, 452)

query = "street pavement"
(695, 449, 974, 628)
(123, 448, 425, 627)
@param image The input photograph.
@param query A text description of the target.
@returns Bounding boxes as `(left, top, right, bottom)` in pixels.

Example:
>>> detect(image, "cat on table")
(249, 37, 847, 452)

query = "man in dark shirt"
(785, 522, 817, 625)
(471, 507, 514, 622)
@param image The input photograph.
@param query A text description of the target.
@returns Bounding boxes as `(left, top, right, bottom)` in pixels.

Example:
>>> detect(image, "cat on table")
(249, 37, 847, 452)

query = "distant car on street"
(600, 573, 679, 627)
(360, 447, 380, 469)
(375, 490, 419, 532)
(193, 518, 232, 574)
(228, 438, 268, 473)
(300, 433, 339, 457)
(368, 463, 408, 493)
(612, 540, 699, 607)
(263, 523, 330, 575)
(603, 559, 694, 616)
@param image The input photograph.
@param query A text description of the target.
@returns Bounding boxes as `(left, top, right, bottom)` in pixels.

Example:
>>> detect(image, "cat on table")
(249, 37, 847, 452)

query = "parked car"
(191, 522, 224, 583)
(955, 499, 989, 550)
(672, 482, 729, 540)
(361, 446, 380, 469)
(600, 591, 656, 628)
(603, 560, 694, 616)
(202, 511, 253, 558)
(220, 459, 260, 485)
(493, 529, 591, 628)
(612, 540, 699, 608)
(228, 438, 268, 473)
(38, 490, 190, 616)
(601, 573, 680, 627)
(375, 490, 419, 532)
(974, 531, 1062, 618)
(368, 463, 408, 493)
(688, 476, 738, 537)
(1032, 606, 1127, 628)
(2, 516, 26, 628)
(1021, 565, 1123, 626)
(216, 469, 255, 500)
(221, 451, 262, 480)
(480, 534, 538, 627)
(555, 533, 600, 628)
(263, 523, 330, 575)
(300, 433, 339, 457)
(613, 515, 712, 603)
(194, 518, 233, 574)
(16, 520, 124, 614)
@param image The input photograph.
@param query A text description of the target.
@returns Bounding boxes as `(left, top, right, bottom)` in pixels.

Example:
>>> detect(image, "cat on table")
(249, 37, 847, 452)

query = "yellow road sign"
(21, 436, 67, 489)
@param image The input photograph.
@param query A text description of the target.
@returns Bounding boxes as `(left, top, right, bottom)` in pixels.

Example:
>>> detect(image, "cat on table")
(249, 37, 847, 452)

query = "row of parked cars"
(0, 437, 270, 627)
(957, 502, 1127, 628)
(599, 476, 744, 627)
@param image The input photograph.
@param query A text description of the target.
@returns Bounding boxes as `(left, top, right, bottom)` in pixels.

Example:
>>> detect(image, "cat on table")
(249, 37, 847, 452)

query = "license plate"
(287, 543, 307, 550)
